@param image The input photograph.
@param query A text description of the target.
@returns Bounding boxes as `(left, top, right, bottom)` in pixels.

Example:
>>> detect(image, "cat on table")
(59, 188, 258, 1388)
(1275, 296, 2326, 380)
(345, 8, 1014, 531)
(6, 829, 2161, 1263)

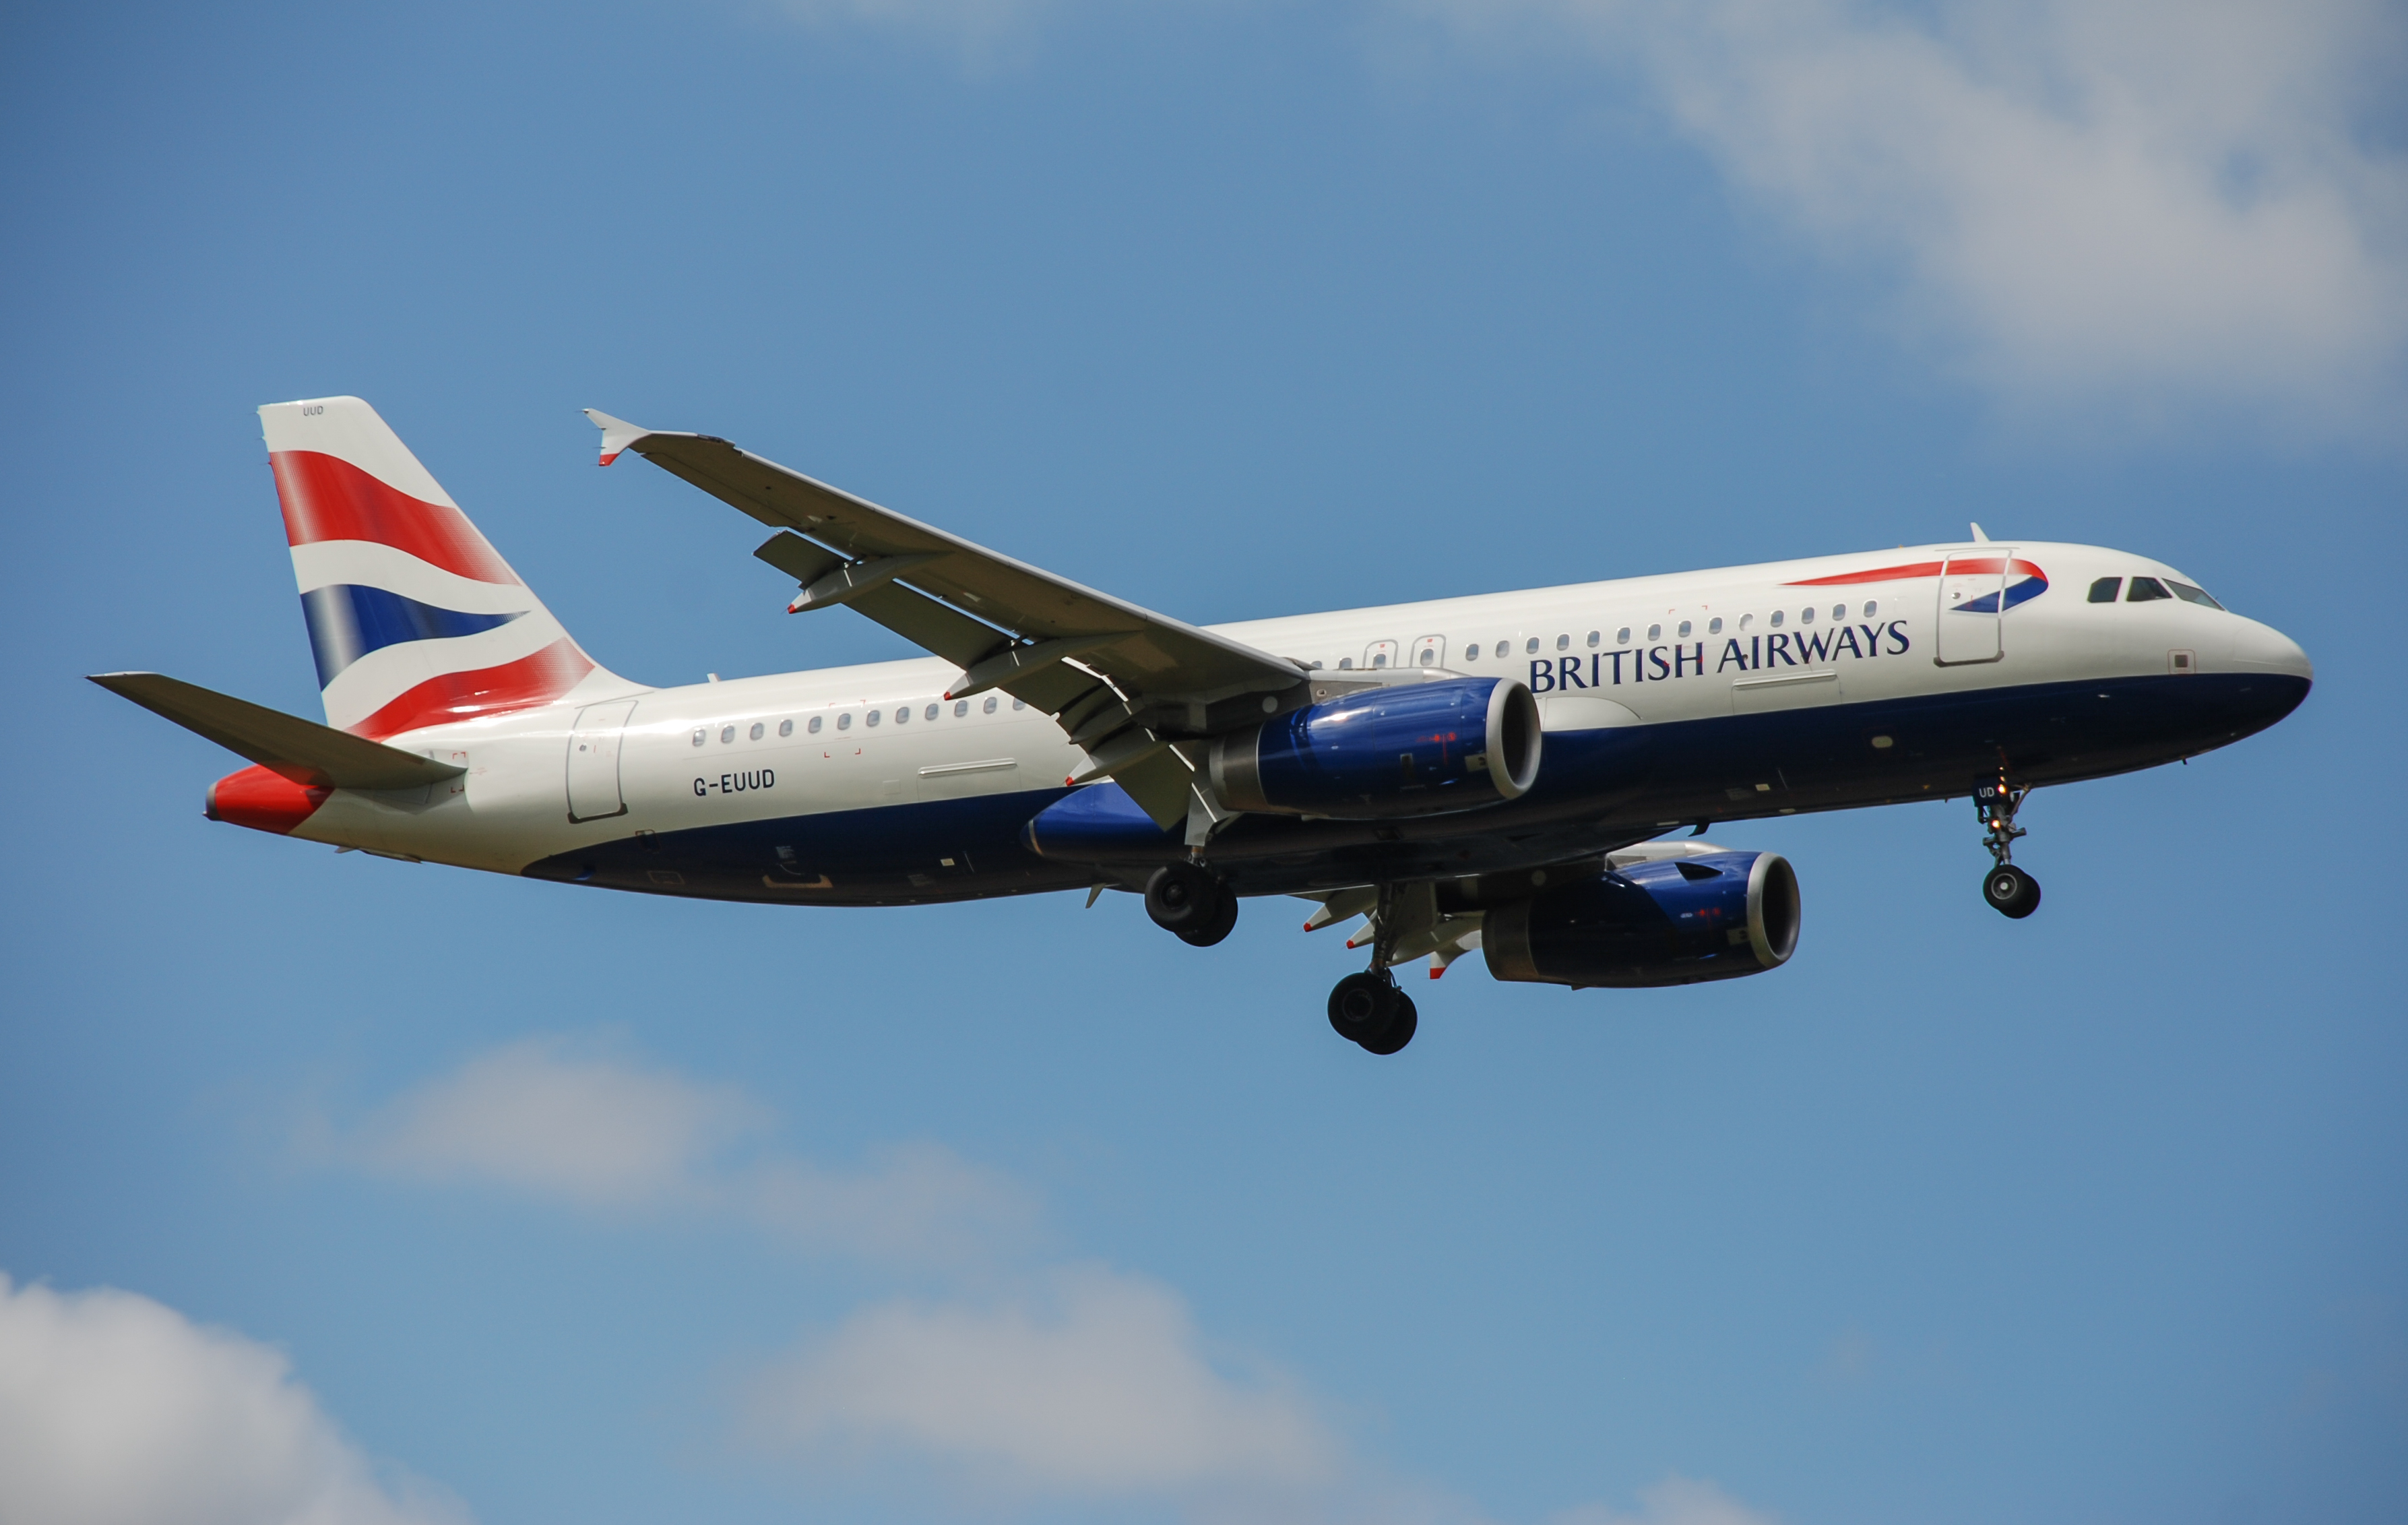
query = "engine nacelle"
(1482, 850, 1800, 988)
(1209, 677, 1541, 820)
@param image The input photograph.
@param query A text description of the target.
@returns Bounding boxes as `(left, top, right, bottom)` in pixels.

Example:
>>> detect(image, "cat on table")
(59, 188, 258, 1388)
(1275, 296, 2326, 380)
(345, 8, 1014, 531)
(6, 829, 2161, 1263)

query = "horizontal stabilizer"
(88, 673, 467, 790)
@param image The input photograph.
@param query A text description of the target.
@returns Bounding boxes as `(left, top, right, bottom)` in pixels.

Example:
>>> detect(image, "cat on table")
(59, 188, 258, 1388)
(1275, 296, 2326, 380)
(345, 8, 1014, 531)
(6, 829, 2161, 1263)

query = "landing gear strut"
(1145, 862, 1238, 946)
(1973, 771, 2041, 919)
(1325, 883, 1418, 1054)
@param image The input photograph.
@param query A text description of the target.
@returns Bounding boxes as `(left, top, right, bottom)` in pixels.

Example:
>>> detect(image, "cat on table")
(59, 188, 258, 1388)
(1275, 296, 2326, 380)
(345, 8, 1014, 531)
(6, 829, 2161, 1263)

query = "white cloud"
(344, 1037, 1035, 1265)
(742, 1263, 1340, 1497)
(1420, 0, 2408, 435)
(0, 1275, 466, 1525)
(334, 1044, 1784, 1525)
(1549, 1475, 1779, 1525)
(749, 0, 2408, 434)
(352, 1036, 770, 1206)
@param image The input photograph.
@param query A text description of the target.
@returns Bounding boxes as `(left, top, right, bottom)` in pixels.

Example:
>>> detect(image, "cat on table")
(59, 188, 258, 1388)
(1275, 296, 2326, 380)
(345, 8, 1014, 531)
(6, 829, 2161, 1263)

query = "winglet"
(583, 408, 651, 467)
(1969, 522, 1992, 543)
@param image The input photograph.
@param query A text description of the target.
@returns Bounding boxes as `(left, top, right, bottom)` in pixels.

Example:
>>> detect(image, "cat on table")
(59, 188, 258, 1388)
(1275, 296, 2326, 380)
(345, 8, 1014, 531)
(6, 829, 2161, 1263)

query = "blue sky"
(2, 3, 2404, 1523)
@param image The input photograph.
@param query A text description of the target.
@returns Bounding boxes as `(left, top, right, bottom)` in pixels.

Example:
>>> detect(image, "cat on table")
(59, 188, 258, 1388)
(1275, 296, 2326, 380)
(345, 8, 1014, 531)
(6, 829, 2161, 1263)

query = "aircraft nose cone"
(2234, 620, 2314, 683)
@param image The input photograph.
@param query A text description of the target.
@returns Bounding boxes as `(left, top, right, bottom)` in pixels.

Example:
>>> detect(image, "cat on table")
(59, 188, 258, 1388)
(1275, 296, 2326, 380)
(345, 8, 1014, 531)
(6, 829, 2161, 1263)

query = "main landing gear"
(1327, 972, 1418, 1055)
(1325, 882, 1418, 1055)
(1974, 772, 2041, 919)
(1145, 861, 1238, 947)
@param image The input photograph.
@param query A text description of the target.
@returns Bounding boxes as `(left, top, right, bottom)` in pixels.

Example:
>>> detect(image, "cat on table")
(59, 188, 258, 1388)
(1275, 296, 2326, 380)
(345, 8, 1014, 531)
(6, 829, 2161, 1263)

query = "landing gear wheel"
(1145, 862, 1226, 936)
(1358, 991, 1418, 1055)
(1176, 890, 1240, 947)
(1983, 864, 2041, 919)
(1327, 972, 1417, 1055)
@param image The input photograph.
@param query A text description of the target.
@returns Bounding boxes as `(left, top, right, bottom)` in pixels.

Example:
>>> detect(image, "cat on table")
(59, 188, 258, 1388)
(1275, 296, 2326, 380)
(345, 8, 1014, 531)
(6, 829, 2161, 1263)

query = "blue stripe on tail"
(301, 585, 526, 687)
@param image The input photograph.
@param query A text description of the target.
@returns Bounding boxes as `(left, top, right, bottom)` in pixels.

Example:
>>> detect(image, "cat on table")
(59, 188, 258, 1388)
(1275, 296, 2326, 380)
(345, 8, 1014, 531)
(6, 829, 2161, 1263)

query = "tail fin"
(261, 397, 610, 739)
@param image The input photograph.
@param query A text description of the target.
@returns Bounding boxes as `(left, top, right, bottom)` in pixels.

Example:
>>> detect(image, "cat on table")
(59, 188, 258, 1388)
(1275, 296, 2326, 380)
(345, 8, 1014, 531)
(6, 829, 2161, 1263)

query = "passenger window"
(720, 725, 735, 743)
(1586, 631, 1600, 647)
(691, 728, 705, 747)
(866, 710, 881, 727)
(808, 716, 823, 735)
(2167, 580, 2224, 611)
(1676, 620, 1691, 638)
(749, 722, 765, 741)
(1523, 638, 1538, 654)
(1770, 611, 1785, 627)
(1800, 606, 1815, 624)
(1013, 699, 1025, 710)
(1740, 613, 1754, 630)
(895, 707, 909, 724)
(1646, 624, 1661, 641)
(1833, 604, 1847, 620)
(1465, 644, 1481, 660)
(1708, 617, 1723, 635)
(954, 699, 969, 717)
(1371, 652, 1387, 668)
(2128, 577, 2172, 602)
(1862, 600, 1878, 617)
(1555, 633, 1569, 651)
(984, 696, 999, 714)
(2089, 577, 2122, 603)
(778, 718, 792, 738)
(837, 712, 852, 730)
(1616, 627, 1630, 644)
(1339, 658, 1353, 670)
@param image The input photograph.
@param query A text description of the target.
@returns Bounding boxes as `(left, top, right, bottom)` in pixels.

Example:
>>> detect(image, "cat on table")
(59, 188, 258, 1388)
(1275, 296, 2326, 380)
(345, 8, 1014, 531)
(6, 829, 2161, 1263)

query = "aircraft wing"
(587, 410, 1307, 831)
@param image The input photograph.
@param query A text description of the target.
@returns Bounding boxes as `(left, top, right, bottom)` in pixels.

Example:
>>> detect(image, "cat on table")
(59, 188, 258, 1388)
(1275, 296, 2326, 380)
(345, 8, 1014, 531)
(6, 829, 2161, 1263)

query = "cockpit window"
(2127, 577, 2172, 602)
(2167, 580, 2224, 611)
(2088, 577, 2122, 603)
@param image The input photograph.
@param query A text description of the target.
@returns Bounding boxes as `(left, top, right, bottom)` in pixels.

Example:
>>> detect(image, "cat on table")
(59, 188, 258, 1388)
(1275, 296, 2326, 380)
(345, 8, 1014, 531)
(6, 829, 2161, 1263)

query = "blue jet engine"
(1481, 850, 1800, 987)
(1208, 676, 1542, 820)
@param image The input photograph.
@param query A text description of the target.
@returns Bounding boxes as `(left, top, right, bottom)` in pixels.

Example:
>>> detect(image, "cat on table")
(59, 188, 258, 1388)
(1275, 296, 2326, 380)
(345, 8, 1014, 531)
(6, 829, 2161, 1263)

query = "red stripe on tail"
(350, 638, 594, 740)
(271, 450, 519, 584)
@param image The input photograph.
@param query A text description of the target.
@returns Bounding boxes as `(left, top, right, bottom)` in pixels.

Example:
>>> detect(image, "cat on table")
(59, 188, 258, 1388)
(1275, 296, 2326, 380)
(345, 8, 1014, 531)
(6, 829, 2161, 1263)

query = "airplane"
(92, 397, 2312, 1055)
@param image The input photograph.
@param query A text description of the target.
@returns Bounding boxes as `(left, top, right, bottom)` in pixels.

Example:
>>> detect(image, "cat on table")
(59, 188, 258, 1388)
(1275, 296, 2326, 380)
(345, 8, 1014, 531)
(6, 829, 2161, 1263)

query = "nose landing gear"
(1974, 772, 2041, 919)
(1324, 882, 1419, 1054)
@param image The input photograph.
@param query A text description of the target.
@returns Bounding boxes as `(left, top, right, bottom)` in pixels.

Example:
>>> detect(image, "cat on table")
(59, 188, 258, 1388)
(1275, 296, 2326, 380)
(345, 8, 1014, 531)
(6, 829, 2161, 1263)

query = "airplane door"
(566, 699, 637, 821)
(1935, 552, 2010, 666)
(1411, 634, 1447, 669)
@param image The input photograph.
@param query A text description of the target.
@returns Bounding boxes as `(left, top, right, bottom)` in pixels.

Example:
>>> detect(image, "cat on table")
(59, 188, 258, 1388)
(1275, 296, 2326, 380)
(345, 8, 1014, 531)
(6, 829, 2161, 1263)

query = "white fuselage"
(286, 538, 2311, 895)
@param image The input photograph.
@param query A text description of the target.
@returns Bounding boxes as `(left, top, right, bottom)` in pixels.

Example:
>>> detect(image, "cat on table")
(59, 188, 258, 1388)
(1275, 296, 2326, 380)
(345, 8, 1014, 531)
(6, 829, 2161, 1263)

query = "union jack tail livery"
(261, 396, 608, 739)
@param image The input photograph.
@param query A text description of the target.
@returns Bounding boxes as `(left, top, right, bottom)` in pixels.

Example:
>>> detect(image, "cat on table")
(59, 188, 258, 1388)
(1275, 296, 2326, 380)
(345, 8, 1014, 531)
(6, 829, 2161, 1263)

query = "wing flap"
(90, 673, 467, 790)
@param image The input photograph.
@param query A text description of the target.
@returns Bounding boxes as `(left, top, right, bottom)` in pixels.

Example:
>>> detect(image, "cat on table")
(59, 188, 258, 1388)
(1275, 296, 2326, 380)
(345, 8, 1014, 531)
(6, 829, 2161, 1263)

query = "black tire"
(1983, 864, 2041, 919)
(1145, 862, 1224, 934)
(1327, 972, 1395, 1044)
(1176, 890, 1240, 947)
(1358, 991, 1418, 1055)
